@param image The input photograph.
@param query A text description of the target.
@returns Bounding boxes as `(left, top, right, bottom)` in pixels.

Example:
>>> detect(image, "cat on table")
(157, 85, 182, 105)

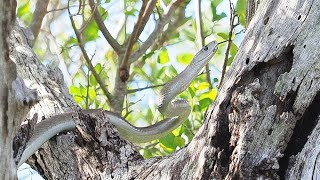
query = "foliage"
(17, 0, 246, 158)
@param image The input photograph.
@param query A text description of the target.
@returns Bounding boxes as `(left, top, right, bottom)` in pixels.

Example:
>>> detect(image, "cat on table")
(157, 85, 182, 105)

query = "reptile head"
(193, 41, 218, 63)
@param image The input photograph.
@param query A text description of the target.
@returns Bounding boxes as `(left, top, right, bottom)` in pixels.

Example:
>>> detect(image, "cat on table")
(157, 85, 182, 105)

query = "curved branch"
(30, 0, 50, 45)
(195, 0, 213, 89)
(150, 3, 187, 51)
(129, 0, 187, 64)
(126, 83, 164, 94)
(68, 1, 114, 107)
(218, 0, 239, 88)
(88, 0, 122, 55)
(121, 0, 157, 69)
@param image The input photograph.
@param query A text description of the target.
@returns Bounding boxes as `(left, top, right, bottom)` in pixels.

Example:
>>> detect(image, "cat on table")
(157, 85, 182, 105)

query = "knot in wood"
(119, 67, 129, 82)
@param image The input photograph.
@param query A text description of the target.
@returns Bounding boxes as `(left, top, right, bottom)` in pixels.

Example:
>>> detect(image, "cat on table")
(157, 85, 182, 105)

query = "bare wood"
(195, 0, 213, 89)
(246, 0, 259, 26)
(68, 3, 114, 108)
(88, 0, 123, 55)
(30, 0, 50, 44)
(112, 0, 188, 113)
(8, 0, 320, 178)
(129, 0, 187, 64)
(0, 1, 35, 178)
(119, 0, 156, 82)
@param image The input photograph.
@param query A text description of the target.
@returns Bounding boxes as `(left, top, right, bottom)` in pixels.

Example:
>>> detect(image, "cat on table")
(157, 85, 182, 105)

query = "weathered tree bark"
(6, 0, 320, 179)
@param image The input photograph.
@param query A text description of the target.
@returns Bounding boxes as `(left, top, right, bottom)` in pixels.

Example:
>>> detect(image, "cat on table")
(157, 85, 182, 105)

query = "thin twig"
(88, 0, 122, 55)
(68, 0, 114, 107)
(124, 0, 157, 47)
(86, 66, 90, 108)
(120, 1, 156, 73)
(183, 123, 195, 136)
(79, 8, 96, 33)
(218, 0, 239, 88)
(235, 29, 245, 35)
(137, 142, 160, 150)
(150, 2, 187, 51)
(129, 0, 187, 64)
(123, 95, 144, 118)
(47, 4, 82, 13)
(128, 70, 208, 95)
(127, 83, 165, 94)
(123, 110, 133, 119)
(195, 0, 213, 89)
(124, 0, 127, 40)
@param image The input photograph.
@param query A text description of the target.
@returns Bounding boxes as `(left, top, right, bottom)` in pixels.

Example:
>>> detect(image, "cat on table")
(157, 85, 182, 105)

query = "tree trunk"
(7, 0, 320, 179)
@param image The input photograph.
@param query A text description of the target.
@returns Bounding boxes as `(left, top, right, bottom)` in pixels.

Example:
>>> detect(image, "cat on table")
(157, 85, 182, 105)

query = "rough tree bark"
(5, 0, 320, 179)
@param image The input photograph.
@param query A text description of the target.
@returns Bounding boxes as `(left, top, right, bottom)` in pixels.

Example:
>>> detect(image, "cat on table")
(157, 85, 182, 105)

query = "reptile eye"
(203, 46, 208, 51)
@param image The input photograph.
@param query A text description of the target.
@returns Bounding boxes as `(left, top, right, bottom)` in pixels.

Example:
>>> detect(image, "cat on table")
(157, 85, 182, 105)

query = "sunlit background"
(16, 0, 245, 179)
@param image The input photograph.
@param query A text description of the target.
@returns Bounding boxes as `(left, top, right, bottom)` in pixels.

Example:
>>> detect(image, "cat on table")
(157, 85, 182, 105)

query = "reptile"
(18, 41, 219, 167)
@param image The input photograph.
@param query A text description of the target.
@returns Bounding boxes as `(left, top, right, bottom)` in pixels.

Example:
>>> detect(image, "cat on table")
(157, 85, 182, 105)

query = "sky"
(17, 0, 244, 179)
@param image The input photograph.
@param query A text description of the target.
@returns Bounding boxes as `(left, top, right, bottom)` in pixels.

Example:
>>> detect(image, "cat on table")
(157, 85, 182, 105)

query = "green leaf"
(125, 8, 138, 16)
(181, 28, 196, 42)
(227, 42, 238, 66)
(174, 136, 185, 147)
(95, 63, 102, 72)
(188, 86, 196, 98)
(99, 7, 108, 20)
(142, 52, 155, 61)
(64, 37, 78, 47)
(80, 85, 87, 97)
(217, 32, 229, 40)
(99, 71, 108, 80)
(74, 96, 83, 104)
(195, 82, 209, 90)
(199, 88, 218, 101)
(159, 133, 177, 149)
(88, 87, 96, 99)
(165, 65, 178, 80)
(172, 127, 182, 136)
(83, 21, 99, 42)
(212, 0, 224, 7)
(230, 42, 238, 57)
(142, 149, 153, 159)
(69, 85, 80, 95)
(227, 57, 234, 66)
(177, 53, 194, 65)
(236, 0, 246, 26)
(199, 98, 212, 109)
(17, 0, 30, 17)
(89, 74, 97, 86)
(157, 67, 166, 79)
(157, 48, 169, 64)
(211, 0, 227, 22)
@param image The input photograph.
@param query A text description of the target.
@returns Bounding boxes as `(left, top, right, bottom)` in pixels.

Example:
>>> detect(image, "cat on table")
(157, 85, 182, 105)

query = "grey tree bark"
(3, 0, 320, 179)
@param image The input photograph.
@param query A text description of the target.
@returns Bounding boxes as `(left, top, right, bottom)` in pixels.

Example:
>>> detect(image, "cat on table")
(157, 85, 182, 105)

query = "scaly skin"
(18, 41, 218, 167)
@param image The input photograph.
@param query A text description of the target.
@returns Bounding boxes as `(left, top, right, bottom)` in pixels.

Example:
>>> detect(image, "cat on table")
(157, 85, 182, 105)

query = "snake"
(18, 41, 218, 167)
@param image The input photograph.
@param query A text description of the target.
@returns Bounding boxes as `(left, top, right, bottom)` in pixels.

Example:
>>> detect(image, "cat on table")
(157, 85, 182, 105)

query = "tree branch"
(120, 0, 157, 82)
(127, 83, 164, 94)
(150, 2, 187, 51)
(135, 0, 157, 40)
(246, 0, 259, 26)
(30, 0, 50, 46)
(47, 4, 82, 13)
(218, 0, 238, 88)
(68, 1, 114, 107)
(129, 0, 187, 64)
(195, 0, 213, 89)
(88, 0, 122, 55)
